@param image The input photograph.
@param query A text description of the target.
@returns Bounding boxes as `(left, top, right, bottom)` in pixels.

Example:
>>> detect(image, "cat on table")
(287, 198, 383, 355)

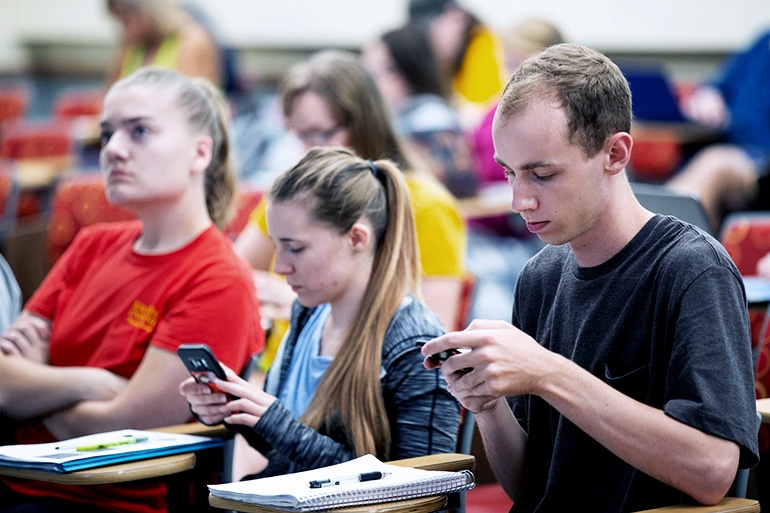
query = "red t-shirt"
(4, 220, 264, 513)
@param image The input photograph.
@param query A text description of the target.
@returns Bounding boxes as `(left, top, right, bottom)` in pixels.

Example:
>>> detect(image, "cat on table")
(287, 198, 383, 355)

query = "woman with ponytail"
(180, 147, 459, 478)
(0, 67, 263, 513)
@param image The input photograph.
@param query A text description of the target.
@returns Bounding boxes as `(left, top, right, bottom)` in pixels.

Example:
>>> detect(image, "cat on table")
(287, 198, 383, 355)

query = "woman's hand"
(214, 367, 279, 427)
(179, 364, 278, 427)
(79, 367, 129, 401)
(254, 270, 296, 324)
(0, 311, 52, 363)
(179, 375, 231, 426)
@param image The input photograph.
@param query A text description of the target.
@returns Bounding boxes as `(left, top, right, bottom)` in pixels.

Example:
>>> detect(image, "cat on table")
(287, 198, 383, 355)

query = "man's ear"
(605, 132, 633, 176)
(191, 135, 214, 176)
(349, 221, 372, 253)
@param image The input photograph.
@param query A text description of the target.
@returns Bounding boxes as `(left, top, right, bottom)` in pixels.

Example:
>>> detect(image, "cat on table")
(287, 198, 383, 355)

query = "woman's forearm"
(0, 356, 106, 419)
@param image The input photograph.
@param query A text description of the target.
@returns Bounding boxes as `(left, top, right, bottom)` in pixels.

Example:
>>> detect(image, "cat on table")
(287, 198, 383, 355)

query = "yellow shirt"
(405, 175, 467, 278)
(120, 36, 180, 79)
(453, 27, 506, 106)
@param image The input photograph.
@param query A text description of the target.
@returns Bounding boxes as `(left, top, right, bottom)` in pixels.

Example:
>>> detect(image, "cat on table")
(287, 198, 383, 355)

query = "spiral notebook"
(207, 454, 475, 512)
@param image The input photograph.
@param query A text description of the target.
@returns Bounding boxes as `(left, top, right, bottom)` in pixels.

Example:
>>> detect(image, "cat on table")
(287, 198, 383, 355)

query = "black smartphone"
(414, 340, 462, 363)
(177, 343, 227, 388)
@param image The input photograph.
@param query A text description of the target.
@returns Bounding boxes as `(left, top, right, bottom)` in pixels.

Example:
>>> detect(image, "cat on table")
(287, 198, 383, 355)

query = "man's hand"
(421, 319, 554, 413)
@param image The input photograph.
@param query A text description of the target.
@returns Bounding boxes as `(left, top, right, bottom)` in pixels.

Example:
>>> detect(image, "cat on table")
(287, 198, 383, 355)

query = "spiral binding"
(301, 469, 475, 510)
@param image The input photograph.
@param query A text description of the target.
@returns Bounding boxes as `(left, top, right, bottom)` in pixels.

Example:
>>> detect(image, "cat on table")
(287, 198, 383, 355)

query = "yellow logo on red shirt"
(127, 300, 158, 332)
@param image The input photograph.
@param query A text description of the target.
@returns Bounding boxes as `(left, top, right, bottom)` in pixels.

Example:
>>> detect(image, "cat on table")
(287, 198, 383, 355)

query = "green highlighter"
(76, 434, 150, 452)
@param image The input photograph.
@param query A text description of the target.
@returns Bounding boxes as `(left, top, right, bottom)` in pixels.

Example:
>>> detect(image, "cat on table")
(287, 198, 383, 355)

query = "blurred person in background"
(408, 0, 506, 130)
(666, 29, 770, 231)
(473, 18, 565, 198)
(462, 18, 563, 324)
(0, 255, 21, 335)
(362, 24, 478, 198)
(105, 0, 224, 89)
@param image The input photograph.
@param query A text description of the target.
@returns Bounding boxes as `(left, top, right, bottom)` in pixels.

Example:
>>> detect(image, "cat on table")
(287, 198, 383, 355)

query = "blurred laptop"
(631, 183, 715, 237)
(621, 64, 689, 123)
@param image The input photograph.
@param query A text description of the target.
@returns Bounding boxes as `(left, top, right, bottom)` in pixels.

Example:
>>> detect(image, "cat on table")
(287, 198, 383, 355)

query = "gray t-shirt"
(509, 215, 759, 512)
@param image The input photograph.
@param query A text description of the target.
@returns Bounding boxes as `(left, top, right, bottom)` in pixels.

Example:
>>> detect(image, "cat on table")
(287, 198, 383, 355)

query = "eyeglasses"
(290, 124, 345, 146)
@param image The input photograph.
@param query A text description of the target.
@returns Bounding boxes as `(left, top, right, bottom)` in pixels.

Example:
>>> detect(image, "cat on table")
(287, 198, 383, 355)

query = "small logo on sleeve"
(127, 300, 159, 332)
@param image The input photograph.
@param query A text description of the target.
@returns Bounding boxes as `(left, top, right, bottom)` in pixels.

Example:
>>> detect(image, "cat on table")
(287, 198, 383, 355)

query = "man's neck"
(570, 187, 654, 268)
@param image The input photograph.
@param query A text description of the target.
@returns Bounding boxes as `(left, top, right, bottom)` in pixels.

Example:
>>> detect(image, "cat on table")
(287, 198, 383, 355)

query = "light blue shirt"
(277, 303, 332, 418)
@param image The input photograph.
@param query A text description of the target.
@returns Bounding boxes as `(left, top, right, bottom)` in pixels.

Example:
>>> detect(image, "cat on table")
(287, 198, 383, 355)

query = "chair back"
(449, 407, 477, 513)
(718, 212, 770, 371)
(46, 174, 262, 267)
(629, 128, 683, 182)
(632, 183, 715, 237)
(0, 86, 29, 125)
(46, 173, 136, 267)
(0, 118, 75, 161)
(720, 211, 770, 277)
(222, 186, 263, 241)
(456, 408, 475, 455)
(53, 88, 104, 119)
(455, 273, 477, 331)
(0, 118, 78, 217)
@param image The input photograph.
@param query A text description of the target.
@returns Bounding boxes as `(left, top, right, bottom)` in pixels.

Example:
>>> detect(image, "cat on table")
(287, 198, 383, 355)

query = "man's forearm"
(475, 398, 528, 501)
(539, 356, 738, 505)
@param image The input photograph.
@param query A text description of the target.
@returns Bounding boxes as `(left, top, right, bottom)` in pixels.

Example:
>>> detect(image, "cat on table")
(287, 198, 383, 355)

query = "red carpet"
(466, 482, 512, 513)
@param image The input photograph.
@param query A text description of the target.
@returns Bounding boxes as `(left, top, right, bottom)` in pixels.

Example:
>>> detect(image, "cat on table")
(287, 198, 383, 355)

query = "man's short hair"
(496, 43, 632, 157)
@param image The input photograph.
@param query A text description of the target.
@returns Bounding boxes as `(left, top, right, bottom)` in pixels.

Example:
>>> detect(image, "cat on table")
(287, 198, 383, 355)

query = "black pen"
(308, 471, 391, 488)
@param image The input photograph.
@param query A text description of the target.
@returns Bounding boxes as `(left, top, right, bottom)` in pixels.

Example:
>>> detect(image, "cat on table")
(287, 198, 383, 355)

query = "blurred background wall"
(4, 0, 770, 83)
